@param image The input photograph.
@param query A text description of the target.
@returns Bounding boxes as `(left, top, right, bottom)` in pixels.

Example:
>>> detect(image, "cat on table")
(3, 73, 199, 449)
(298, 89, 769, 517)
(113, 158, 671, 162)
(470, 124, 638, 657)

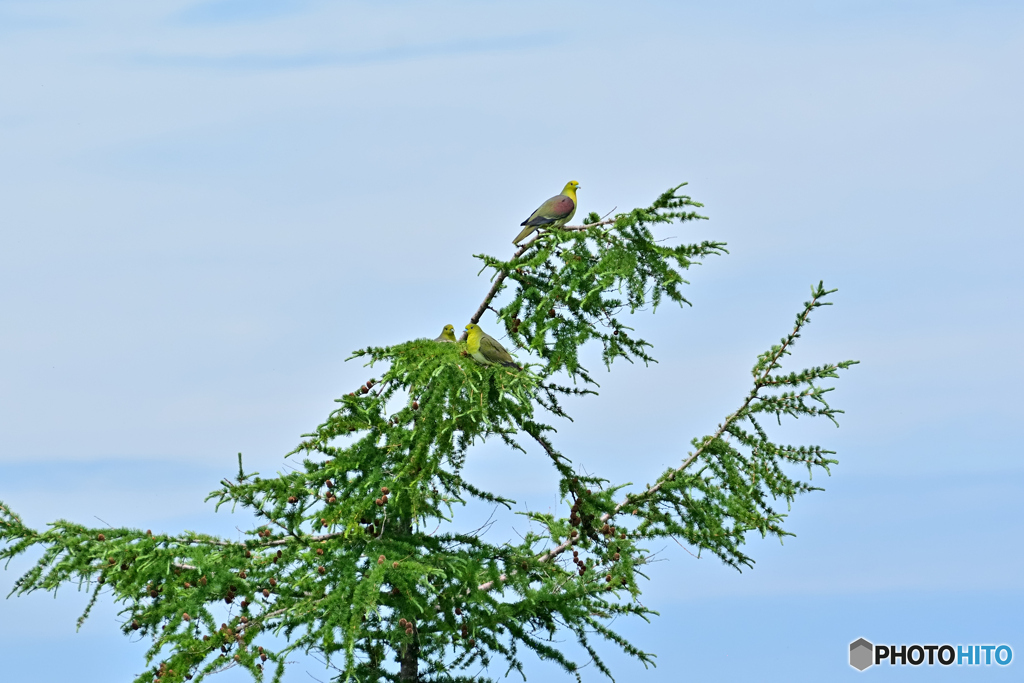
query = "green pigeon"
(513, 180, 579, 245)
(464, 324, 520, 369)
(434, 324, 457, 342)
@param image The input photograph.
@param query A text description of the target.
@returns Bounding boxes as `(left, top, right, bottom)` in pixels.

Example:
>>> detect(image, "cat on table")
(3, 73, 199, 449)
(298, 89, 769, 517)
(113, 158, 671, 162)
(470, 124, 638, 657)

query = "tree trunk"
(398, 515, 418, 681)
(399, 628, 419, 681)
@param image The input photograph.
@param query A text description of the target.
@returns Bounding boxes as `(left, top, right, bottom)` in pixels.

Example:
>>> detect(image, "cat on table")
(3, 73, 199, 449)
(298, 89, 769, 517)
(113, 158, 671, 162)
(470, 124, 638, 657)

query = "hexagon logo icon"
(850, 638, 874, 671)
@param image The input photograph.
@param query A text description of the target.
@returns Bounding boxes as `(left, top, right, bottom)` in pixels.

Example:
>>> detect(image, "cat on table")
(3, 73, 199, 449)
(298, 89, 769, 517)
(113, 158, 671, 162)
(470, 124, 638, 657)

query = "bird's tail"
(512, 224, 536, 245)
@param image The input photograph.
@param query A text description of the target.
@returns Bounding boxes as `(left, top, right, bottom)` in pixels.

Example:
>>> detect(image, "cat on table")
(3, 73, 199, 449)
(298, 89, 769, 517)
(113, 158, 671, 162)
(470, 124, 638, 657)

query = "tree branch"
(177, 531, 347, 549)
(462, 218, 616, 338)
(598, 284, 825, 523)
(478, 285, 829, 591)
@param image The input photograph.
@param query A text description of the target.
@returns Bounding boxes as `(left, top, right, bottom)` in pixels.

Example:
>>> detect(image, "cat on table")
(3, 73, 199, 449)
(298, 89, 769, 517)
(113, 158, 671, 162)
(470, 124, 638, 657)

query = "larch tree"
(1, 184, 856, 682)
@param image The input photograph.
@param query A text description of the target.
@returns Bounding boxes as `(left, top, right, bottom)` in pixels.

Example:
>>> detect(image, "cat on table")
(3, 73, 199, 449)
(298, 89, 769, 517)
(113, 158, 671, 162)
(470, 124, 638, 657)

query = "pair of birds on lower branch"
(434, 324, 520, 369)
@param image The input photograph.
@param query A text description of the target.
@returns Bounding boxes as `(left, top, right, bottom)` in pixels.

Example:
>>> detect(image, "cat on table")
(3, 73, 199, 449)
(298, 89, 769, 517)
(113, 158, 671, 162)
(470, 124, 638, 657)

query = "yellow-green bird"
(465, 323, 520, 369)
(434, 324, 457, 343)
(513, 180, 580, 245)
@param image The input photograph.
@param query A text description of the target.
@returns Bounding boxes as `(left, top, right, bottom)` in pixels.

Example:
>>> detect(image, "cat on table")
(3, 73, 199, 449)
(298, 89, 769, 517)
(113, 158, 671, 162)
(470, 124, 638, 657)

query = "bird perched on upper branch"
(464, 324, 520, 369)
(434, 324, 457, 342)
(513, 180, 579, 245)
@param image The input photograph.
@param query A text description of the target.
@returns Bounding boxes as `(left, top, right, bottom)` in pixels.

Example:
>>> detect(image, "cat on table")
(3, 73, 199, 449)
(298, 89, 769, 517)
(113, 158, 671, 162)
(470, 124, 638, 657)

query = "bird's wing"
(521, 194, 576, 227)
(480, 334, 515, 364)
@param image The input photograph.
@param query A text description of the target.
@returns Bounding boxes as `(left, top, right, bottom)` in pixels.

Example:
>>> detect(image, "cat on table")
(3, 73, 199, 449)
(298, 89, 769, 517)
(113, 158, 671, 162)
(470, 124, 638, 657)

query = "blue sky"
(1, 1, 1022, 681)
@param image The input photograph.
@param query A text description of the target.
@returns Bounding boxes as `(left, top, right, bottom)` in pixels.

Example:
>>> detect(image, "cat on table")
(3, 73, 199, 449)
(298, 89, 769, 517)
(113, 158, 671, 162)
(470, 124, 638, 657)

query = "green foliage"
(0, 184, 856, 682)
(478, 185, 724, 381)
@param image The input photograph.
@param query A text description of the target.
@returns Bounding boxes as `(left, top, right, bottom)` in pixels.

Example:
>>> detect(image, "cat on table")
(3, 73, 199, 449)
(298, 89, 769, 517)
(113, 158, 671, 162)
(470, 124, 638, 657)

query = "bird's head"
(442, 324, 455, 335)
(563, 180, 580, 194)
(465, 323, 480, 335)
